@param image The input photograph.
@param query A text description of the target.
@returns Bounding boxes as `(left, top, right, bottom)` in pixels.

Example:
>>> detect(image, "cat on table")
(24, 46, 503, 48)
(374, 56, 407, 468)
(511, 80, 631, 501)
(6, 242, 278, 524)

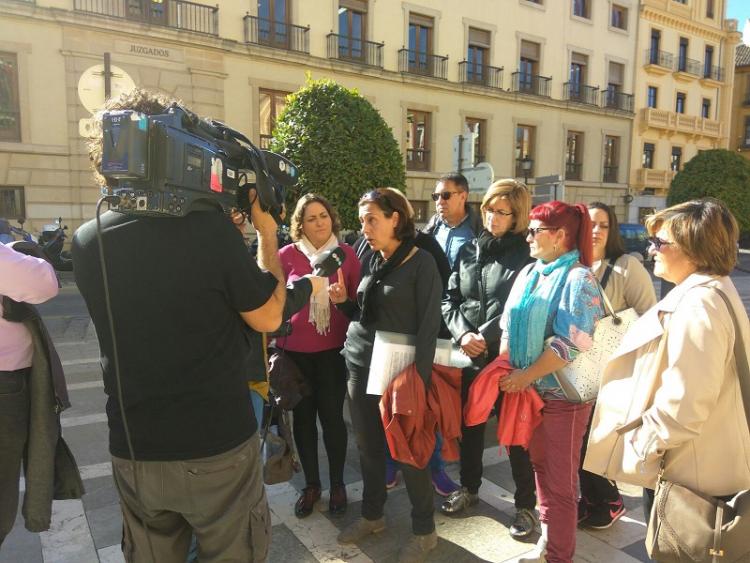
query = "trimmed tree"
(667, 149, 750, 237)
(270, 77, 406, 230)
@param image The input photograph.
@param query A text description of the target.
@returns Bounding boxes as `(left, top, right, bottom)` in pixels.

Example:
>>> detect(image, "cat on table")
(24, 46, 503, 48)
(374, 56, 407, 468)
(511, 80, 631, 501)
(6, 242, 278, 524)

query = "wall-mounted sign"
(115, 40, 184, 62)
(78, 64, 136, 114)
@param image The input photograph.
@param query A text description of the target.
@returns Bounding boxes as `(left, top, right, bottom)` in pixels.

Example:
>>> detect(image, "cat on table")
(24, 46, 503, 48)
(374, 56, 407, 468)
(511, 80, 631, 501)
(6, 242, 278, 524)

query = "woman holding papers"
(330, 187, 443, 562)
(497, 201, 603, 563)
(440, 179, 538, 537)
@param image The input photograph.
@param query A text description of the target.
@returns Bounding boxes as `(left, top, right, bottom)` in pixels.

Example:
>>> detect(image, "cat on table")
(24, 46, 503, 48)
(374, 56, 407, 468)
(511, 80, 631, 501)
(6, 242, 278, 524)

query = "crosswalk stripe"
(61, 358, 100, 367)
(61, 413, 108, 427)
(67, 380, 104, 391)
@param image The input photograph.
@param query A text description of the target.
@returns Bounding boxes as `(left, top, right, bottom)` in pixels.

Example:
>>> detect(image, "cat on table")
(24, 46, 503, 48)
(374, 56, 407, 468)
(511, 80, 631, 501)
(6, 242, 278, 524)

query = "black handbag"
(646, 289, 750, 563)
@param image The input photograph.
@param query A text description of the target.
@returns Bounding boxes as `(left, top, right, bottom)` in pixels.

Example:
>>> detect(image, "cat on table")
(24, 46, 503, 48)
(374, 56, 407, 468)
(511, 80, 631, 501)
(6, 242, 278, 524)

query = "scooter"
(0, 217, 36, 245)
(38, 217, 73, 272)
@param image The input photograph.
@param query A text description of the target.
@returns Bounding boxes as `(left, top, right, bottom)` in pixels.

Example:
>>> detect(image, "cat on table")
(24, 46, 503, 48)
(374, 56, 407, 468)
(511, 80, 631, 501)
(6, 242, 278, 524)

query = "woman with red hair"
(497, 201, 604, 563)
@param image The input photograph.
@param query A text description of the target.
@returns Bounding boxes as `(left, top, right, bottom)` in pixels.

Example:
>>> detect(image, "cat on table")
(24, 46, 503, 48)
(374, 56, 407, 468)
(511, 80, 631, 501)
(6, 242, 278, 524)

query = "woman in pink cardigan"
(276, 193, 360, 518)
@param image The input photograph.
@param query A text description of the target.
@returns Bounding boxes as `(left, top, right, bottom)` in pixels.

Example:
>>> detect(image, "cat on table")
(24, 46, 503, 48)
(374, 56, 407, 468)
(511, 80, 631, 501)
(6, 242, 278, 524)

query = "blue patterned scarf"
(508, 250, 580, 369)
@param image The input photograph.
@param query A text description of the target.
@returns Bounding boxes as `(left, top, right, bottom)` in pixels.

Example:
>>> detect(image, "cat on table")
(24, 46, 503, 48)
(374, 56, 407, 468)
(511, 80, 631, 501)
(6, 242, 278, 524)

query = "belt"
(0, 367, 31, 377)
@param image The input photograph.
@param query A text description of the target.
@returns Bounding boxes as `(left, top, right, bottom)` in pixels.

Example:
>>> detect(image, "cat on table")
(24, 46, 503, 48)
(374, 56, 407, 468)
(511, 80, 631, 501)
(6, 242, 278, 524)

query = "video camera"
(100, 104, 298, 222)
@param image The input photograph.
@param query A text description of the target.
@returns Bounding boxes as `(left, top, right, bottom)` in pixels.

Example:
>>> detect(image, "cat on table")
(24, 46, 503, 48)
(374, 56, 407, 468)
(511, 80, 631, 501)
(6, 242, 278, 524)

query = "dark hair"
(358, 187, 415, 240)
(437, 172, 469, 192)
(289, 193, 341, 242)
(529, 201, 594, 266)
(88, 88, 180, 187)
(588, 201, 626, 260)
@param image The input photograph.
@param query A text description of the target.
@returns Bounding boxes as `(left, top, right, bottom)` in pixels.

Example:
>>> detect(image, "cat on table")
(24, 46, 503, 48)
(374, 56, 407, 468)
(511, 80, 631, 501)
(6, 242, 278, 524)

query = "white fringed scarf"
(295, 234, 339, 335)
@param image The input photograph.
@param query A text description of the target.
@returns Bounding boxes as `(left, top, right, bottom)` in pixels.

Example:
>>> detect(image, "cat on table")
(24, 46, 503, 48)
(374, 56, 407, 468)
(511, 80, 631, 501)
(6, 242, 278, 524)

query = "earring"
(553, 243, 558, 253)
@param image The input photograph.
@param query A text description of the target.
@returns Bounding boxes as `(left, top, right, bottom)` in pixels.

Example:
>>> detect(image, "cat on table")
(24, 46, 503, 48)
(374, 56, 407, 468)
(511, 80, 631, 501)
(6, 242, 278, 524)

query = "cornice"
(640, 7, 731, 43)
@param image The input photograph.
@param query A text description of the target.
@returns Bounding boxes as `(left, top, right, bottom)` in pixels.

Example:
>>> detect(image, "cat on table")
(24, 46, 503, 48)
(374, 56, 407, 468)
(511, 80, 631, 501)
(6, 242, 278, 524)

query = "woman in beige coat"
(584, 198, 750, 521)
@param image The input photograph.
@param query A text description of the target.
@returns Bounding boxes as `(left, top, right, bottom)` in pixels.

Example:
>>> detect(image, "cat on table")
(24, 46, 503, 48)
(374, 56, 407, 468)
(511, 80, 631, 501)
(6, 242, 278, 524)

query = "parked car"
(619, 223, 651, 263)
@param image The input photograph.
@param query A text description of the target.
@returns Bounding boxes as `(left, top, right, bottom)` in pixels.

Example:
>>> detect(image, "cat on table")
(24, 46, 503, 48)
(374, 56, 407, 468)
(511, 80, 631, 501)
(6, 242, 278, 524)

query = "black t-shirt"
(72, 210, 277, 461)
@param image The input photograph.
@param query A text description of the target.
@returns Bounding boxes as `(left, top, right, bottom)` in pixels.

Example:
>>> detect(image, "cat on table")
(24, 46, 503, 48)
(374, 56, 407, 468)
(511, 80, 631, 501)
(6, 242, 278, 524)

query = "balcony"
(601, 89, 634, 112)
(511, 72, 551, 97)
(644, 49, 674, 74)
(244, 15, 309, 54)
(74, 0, 219, 35)
(673, 57, 702, 80)
(406, 148, 430, 171)
(326, 34, 384, 68)
(603, 165, 619, 183)
(633, 168, 676, 191)
(565, 162, 582, 181)
(640, 107, 722, 139)
(458, 62, 503, 89)
(701, 65, 725, 85)
(398, 49, 448, 79)
(564, 82, 599, 105)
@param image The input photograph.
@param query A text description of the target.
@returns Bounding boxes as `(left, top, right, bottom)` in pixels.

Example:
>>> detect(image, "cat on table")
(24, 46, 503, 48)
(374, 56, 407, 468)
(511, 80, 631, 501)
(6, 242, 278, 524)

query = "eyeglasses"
(431, 191, 460, 202)
(648, 236, 674, 251)
(526, 227, 559, 237)
(485, 208, 514, 217)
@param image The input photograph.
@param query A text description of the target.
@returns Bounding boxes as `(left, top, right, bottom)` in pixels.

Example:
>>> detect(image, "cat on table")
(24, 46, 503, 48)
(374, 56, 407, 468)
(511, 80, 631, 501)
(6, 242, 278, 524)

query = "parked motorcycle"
(38, 217, 73, 272)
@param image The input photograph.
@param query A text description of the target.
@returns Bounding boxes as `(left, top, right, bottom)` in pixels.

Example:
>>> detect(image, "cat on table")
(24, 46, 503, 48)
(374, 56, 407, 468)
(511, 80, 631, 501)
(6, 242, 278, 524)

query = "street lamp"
(520, 155, 534, 185)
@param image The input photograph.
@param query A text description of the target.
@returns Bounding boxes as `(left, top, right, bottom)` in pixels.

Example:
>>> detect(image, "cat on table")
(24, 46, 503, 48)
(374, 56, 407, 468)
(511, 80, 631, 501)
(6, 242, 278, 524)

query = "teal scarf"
(508, 250, 580, 369)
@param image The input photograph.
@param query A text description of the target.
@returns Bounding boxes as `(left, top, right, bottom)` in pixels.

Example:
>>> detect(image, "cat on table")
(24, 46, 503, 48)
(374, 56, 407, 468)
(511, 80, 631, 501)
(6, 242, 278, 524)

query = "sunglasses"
(526, 226, 559, 237)
(647, 236, 674, 251)
(431, 191, 461, 201)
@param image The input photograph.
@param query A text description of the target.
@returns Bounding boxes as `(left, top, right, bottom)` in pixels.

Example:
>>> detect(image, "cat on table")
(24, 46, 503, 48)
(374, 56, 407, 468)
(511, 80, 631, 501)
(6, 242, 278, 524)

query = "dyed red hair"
(529, 201, 594, 266)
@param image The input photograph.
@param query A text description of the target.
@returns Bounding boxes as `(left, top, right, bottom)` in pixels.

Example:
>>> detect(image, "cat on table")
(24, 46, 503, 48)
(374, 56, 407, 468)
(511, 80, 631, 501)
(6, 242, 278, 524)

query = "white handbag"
(547, 280, 639, 403)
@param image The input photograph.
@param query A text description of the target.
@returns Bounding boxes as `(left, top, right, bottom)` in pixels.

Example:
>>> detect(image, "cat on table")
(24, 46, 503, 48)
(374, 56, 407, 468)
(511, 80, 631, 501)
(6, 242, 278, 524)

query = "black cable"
(95, 196, 157, 561)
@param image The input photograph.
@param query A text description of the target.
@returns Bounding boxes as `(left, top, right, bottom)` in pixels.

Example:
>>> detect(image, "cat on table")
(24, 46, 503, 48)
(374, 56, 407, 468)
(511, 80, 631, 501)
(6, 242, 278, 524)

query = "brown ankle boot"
(294, 485, 321, 518)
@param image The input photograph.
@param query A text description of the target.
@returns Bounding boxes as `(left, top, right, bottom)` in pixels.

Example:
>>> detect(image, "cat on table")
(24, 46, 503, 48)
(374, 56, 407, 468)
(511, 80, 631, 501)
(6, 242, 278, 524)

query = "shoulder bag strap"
(600, 258, 616, 290)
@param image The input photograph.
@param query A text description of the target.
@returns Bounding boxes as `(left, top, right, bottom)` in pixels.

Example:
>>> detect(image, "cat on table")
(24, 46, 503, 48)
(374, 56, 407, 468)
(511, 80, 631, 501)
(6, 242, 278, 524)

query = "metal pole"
(103, 52, 111, 100)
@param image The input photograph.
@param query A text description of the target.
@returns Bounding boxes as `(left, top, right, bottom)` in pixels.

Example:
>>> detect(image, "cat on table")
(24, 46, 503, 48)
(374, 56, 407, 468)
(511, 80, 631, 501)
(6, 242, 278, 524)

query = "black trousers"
(346, 361, 435, 535)
(286, 348, 348, 488)
(579, 406, 620, 505)
(0, 369, 30, 547)
(459, 365, 536, 510)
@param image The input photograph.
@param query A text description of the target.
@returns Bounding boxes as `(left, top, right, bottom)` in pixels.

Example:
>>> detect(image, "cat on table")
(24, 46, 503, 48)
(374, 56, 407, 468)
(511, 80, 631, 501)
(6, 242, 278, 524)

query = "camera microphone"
(312, 247, 346, 277)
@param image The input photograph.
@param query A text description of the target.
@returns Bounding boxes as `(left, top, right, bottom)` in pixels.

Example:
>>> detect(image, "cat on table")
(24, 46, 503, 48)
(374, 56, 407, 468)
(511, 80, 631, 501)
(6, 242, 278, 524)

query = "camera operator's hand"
(304, 274, 327, 296)
(248, 189, 277, 236)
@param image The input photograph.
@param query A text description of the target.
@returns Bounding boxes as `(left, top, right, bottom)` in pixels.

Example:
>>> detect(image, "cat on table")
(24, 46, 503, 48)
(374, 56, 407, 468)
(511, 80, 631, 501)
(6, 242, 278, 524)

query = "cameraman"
(72, 90, 292, 563)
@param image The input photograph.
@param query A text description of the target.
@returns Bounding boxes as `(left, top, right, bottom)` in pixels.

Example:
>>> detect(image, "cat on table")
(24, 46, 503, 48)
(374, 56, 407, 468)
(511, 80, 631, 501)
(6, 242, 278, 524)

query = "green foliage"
(270, 78, 405, 229)
(668, 149, 750, 234)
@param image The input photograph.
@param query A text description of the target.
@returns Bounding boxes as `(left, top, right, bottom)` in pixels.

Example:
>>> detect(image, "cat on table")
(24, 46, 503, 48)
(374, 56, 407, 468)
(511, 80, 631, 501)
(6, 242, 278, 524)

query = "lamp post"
(520, 155, 533, 185)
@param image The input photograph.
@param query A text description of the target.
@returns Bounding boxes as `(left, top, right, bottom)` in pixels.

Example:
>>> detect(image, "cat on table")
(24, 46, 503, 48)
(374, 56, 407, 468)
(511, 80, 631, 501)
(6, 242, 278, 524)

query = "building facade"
(627, 0, 740, 223)
(0, 0, 642, 234)
(730, 43, 750, 159)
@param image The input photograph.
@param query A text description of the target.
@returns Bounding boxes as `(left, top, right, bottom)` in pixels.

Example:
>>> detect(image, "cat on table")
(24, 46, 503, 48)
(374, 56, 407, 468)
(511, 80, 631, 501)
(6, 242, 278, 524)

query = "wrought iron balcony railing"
(565, 162, 582, 181)
(564, 82, 599, 105)
(398, 49, 448, 79)
(458, 61, 503, 89)
(703, 65, 724, 82)
(511, 72, 551, 97)
(244, 15, 309, 54)
(644, 48, 674, 69)
(74, 0, 218, 35)
(602, 89, 634, 112)
(406, 148, 431, 171)
(675, 57, 702, 76)
(603, 165, 619, 183)
(326, 33, 384, 68)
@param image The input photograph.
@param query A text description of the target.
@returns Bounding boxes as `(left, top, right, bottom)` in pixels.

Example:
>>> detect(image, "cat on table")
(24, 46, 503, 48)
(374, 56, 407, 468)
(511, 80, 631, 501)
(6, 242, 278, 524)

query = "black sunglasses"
(647, 236, 673, 251)
(526, 226, 559, 237)
(431, 191, 461, 202)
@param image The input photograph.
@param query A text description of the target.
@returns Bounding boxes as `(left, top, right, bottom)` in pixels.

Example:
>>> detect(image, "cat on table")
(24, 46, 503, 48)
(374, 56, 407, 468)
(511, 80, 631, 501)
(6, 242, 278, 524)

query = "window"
(643, 142, 655, 169)
(406, 109, 430, 171)
(258, 0, 290, 48)
(743, 116, 750, 147)
(408, 13, 433, 75)
(706, 0, 714, 18)
(0, 186, 24, 220)
(673, 0, 687, 4)
(569, 52, 588, 94)
(127, 0, 168, 26)
(466, 28, 491, 84)
(0, 52, 21, 142)
(647, 86, 658, 108)
(519, 40, 541, 91)
(411, 200, 429, 223)
(675, 92, 686, 114)
(515, 124, 536, 177)
(565, 131, 583, 180)
(678, 37, 688, 72)
(611, 4, 628, 30)
(701, 98, 711, 118)
(605, 61, 625, 106)
(704, 45, 714, 78)
(649, 29, 661, 63)
(671, 146, 682, 171)
(603, 136, 619, 182)
(573, 0, 590, 19)
(338, 0, 367, 60)
(259, 89, 290, 149)
(465, 117, 487, 165)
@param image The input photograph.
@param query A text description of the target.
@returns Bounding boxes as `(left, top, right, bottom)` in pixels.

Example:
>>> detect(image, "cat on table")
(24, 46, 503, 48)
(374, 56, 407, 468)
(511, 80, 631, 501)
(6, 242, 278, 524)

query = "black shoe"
(578, 496, 593, 525)
(294, 485, 321, 518)
(509, 508, 538, 539)
(584, 496, 627, 530)
(440, 487, 479, 514)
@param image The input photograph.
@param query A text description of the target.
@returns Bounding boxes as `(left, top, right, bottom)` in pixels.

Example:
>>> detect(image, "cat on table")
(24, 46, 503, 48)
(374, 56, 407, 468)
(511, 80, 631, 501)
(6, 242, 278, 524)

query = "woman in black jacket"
(440, 179, 538, 538)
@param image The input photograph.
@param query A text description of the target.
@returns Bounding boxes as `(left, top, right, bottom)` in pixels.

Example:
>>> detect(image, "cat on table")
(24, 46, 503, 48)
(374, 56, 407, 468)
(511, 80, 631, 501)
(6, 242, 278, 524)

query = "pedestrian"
(440, 179, 538, 539)
(584, 198, 750, 537)
(498, 201, 604, 563)
(577, 202, 656, 530)
(331, 187, 443, 562)
(276, 193, 360, 518)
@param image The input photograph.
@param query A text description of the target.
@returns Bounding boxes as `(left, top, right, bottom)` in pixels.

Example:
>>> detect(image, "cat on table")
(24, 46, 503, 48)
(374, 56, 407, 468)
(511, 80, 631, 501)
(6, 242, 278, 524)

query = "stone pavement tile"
(59, 363, 104, 386)
(97, 544, 125, 563)
(0, 498, 43, 563)
(86, 503, 123, 550)
(59, 423, 111, 468)
(81, 475, 119, 513)
(39, 499, 98, 563)
(570, 529, 643, 563)
(268, 523, 318, 563)
(59, 386, 107, 419)
(621, 538, 651, 562)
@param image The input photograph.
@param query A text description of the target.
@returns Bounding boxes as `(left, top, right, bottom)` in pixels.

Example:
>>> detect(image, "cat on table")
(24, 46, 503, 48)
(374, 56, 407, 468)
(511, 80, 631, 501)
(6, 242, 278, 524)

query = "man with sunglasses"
(423, 173, 483, 268)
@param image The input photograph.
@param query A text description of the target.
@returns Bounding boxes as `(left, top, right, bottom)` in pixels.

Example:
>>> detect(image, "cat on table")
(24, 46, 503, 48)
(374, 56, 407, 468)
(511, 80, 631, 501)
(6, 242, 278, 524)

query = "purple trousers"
(528, 399, 592, 563)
